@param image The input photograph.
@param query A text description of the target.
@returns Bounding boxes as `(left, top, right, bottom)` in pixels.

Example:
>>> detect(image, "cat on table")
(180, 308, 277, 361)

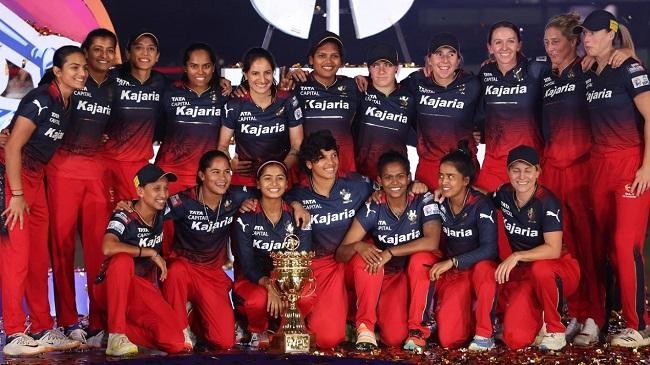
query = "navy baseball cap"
(309, 31, 344, 57)
(507, 145, 539, 168)
(133, 164, 177, 188)
(573, 10, 619, 34)
(428, 33, 460, 54)
(127, 30, 159, 49)
(365, 44, 398, 66)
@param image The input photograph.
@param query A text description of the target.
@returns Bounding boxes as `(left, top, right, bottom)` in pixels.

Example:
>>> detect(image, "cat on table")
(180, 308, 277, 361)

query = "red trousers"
(46, 151, 110, 330)
(233, 276, 315, 334)
(307, 255, 348, 349)
(351, 252, 437, 347)
(499, 255, 580, 349)
(591, 148, 650, 330)
(162, 257, 235, 349)
(416, 159, 441, 191)
(435, 260, 497, 349)
(105, 159, 148, 201)
(541, 156, 601, 326)
(0, 170, 53, 335)
(94, 253, 185, 353)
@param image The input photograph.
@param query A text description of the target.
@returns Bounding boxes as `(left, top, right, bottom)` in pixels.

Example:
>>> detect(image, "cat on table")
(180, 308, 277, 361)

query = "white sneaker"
(533, 323, 547, 346)
(573, 318, 599, 347)
(35, 328, 81, 351)
(539, 332, 566, 351)
(3, 333, 49, 356)
(85, 330, 107, 349)
(355, 323, 377, 351)
(564, 318, 581, 341)
(183, 327, 196, 350)
(611, 328, 650, 348)
(67, 328, 89, 349)
(467, 335, 495, 351)
(105, 333, 138, 356)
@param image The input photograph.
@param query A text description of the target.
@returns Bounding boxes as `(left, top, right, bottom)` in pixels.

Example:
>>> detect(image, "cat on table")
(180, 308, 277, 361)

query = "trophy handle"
(302, 268, 317, 298)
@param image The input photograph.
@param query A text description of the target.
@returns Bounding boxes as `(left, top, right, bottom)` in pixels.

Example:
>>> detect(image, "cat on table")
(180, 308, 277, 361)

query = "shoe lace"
(41, 328, 69, 342)
(10, 333, 39, 346)
(70, 328, 88, 342)
(114, 334, 132, 348)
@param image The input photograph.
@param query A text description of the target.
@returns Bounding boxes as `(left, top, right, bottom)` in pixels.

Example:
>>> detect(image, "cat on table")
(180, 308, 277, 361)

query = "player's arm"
(283, 125, 303, 169)
(385, 220, 440, 260)
(102, 232, 158, 258)
(631, 91, 650, 196)
(335, 218, 380, 263)
(216, 125, 234, 157)
(3, 116, 36, 230)
(495, 231, 562, 284)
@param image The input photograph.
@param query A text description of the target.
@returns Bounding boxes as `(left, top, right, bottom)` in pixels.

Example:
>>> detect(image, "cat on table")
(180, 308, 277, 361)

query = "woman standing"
(577, 9, 650, 347)
(336, 151, 440, 353)
(232, 161, 314, 348)
(427, 142, 498, 351)
(494, 145, 579, 351)
(46, 28, 117, 345)
(1, 45, 86, 356)
(217, 48, 303, 188)
(156, 43, 224, 194)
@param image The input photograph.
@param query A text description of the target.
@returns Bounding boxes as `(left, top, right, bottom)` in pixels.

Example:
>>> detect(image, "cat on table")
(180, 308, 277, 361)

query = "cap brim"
(317, 36, 343, 48)
(133, 32, 159, 46)
(434, 45, 458, 52)
(369, 58, 397, 66)
(160, 172, 177, 182)
(507, 159, 536, 168)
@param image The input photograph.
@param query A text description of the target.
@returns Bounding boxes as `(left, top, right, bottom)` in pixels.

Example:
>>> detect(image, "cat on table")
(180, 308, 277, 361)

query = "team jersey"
(232, 201, 312, 283)
(155, 81, 224, 178)
(403, 69, 481, 164)
(295, 74, 360, 174)
(104, 67, 167, 162)
(541, 56, 592, 167)
(104, 206, 165, 280)
(354, 84, 416, 180)
(7, 82, 70, 172)
(585, 58, 650, 153)
(286, 173, 374, 257)
(429, 188, 497, 269)
(355, 193, 438, 271)
(478, 56, 548, 159)
(493, 184, 562, 252)
(222, 90, 303, 186)
(166, 187, 249, 265)
(60, 75, 115, 156)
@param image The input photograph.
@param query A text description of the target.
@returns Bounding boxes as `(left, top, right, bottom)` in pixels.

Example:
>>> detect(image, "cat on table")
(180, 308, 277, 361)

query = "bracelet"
(11, 193, 24, 197)
(11, 189, 23, 193)
(138, 247, 142, 258)
(387, 248, 394, 258)
(451, 257, 459, 268)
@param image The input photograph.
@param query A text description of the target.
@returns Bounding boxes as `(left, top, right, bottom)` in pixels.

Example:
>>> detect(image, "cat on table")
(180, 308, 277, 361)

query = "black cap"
(428, 33, 460, 54)
(126, 30, 159, 49)
(309, 31, 344, 57)
(133, 164, 177, 188)
(507, 145, 539, 168)
(573, 10, 619, 34)
(365, 44, 398, 66)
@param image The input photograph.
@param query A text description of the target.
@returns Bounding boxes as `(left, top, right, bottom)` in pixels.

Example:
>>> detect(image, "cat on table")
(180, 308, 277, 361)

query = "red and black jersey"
(354, 84, 415, 180)
(286, 173, 374, 257)
(104, 207, 165, 280)
(295, 74, 360, 174)
(166, 187, 249, 265)
(493, 184, 562, 252)
(430, 188, 497, 269)
(7, 82, 70, 172)
(60, 75, 115, 156)
(104, 67, 168, 162)
(355, 193, 437, 271)
(232, 201, 313, 283)
(541, 56, 591, 167)
(585, 58, 650, 153)
(156, 81, 223, 178)
(404, 69, 481, 164)
(478, 57, 548, 160)
(222, 90, 302, 186)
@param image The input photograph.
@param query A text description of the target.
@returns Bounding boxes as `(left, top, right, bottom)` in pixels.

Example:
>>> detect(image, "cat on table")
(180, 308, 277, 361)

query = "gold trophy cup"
(270, 233, 315, 353)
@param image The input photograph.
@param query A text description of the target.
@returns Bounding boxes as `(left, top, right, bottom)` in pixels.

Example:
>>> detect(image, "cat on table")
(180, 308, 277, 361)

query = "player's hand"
(288, 67, 308, 83)
(581, 56, 596, 72)
(150, 250, 168, 281)
(609, 48, 634, 68)
(495, 253, 520, 284)
(219, 77, 233, 96)
(279, 66, 295, 91)
(114, 200, 134, 212)
(0, 129, 10, 148)
(369, 190, 386, 204)
(290, 201, 311, 229)
(367, 249, 392, 274)
(354, 75, 369, 93)
(631, 164, 650, 196)
(239, 198, 258, 213)
(408, 180, 429, 195)
(231, 156, 254, 176)
(2, 195, 30, 230)
(266, 283, 286, 318)
(433, 189, 444, 204)
(354, 241, 383, 268)
(232, 85, 247, 98)
(429, 259, 453, 281)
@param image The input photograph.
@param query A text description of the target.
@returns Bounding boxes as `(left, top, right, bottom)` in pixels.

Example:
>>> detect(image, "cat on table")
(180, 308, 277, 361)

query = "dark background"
(102, 0, 650, 73)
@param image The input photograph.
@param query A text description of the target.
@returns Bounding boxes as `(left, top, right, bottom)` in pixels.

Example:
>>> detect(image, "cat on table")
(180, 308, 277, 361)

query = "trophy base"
(272, 333, 312, 353)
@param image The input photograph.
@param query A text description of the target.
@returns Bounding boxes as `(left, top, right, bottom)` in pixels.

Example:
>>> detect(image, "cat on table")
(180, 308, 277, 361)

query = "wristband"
(451, 257, 459, 268)
(387, 248, 394, 258)
(138, 247, 142, 257)
(11, 193, 24, 197)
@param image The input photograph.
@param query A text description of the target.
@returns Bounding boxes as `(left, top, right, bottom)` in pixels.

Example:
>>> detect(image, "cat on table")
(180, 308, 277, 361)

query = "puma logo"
(237, 217, 249, 231)
(479, 210, 494, 224)
(32, 100, 48, 116)
(546, 209, 560, 223)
